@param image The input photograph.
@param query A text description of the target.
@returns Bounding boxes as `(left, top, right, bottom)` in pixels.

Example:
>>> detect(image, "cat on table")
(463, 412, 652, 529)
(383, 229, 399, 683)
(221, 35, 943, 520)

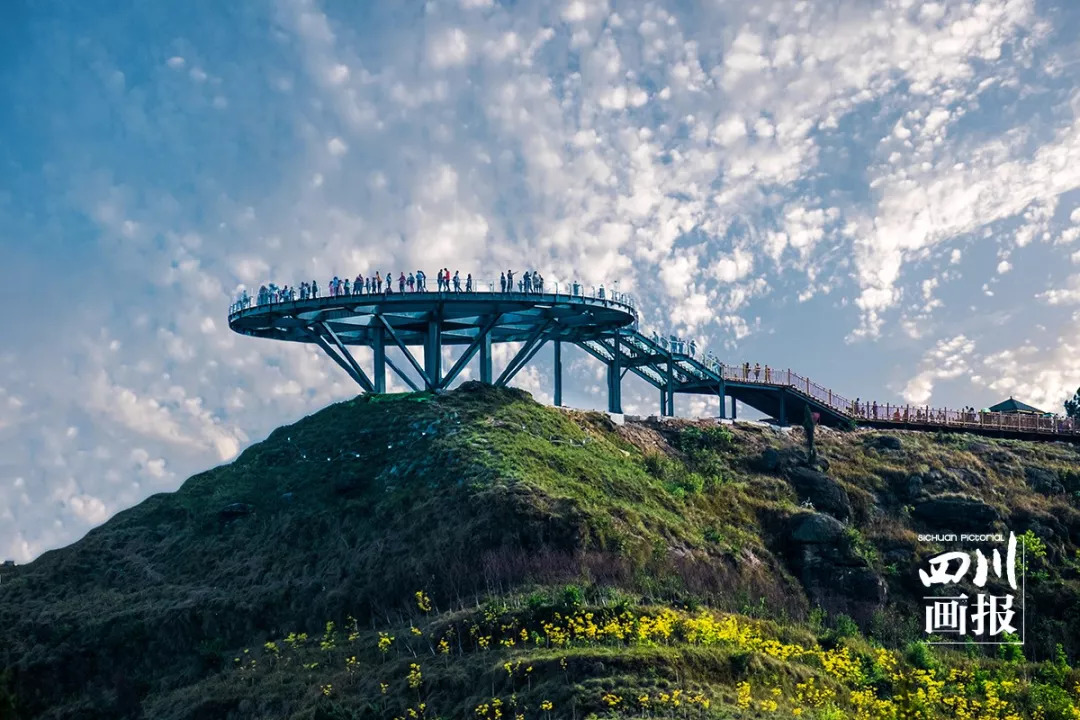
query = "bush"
(829, 614, 860, 640)
(561, 584, 584, 609)
(525, 591, 548, 612)
(906, 641, 937, 670)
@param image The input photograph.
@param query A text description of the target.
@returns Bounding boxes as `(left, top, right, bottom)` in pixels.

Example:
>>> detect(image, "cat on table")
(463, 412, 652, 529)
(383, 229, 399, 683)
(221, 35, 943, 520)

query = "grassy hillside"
(3, 382, 1080, 719)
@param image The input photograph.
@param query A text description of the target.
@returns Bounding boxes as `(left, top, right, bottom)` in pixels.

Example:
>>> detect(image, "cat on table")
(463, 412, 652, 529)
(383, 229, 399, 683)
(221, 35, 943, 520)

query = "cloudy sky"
(4, 0, 1080, 561)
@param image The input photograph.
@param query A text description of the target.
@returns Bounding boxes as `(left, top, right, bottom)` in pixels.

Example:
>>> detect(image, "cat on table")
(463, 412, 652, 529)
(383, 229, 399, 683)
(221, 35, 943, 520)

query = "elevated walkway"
(229, 287, 1080, 442)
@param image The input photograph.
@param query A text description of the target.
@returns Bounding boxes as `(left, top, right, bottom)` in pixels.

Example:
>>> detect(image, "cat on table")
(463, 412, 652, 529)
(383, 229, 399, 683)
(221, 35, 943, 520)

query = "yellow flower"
(736, 682, 752, 709)
(415, 590, 432, 612)
(407, 662, 423, 689)
(601, 693, 622, 707)
(540, 700, 553, 711)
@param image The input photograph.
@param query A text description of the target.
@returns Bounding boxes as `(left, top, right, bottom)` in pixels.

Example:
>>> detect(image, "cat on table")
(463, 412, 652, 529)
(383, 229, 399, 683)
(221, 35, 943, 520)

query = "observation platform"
(229, 282, 1080, 441)
(228, 289, 637, 402)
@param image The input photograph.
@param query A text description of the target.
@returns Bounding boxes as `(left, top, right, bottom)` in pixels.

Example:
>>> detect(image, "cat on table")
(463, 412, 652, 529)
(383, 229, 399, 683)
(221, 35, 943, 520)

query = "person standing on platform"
(399, 272, 406, 293)
(466, 273, 472, 291)
(453, 270, 461, 291)
(500, 272, 507, 292)
(507, 270, 514, 292)
(375, 272, 382, 293)
(385, 271, 393, 294)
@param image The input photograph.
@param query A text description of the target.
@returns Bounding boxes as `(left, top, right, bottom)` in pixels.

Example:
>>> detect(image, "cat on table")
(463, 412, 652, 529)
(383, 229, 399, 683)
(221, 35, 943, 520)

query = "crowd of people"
(499, 269, 546, 294)
(649, 331, 698, 358)
(232, 268, 629, 311)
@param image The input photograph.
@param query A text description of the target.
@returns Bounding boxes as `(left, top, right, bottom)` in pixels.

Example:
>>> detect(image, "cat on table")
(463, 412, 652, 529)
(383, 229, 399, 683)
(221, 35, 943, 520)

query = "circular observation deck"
(227, 290, 638, 346)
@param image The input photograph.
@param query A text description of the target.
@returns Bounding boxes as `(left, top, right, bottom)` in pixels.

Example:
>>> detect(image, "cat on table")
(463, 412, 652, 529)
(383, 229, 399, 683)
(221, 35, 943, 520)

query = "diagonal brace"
(377, 314, 434, 389)
(306, 329, 373, 392)
(320, 322, 374, 392)
(495, 320, 554, 387)
(440, 315, 501, 389)
(385, 356, 421, 392)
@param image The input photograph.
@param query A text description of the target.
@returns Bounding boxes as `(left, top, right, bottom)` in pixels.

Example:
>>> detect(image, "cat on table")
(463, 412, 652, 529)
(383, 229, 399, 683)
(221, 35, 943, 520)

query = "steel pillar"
(554, 340, 563, 406)
(659, 387, 666, 416)
(731, 396, 737, 420)
(608, 329, 622, 414)
(373, 330, 386, 393)
(480, 332, 492, 384)
(778, 389, 786, 426)
(718, 379, 726, 419)
(665, 354, 675, 417)
(425, 316, 442, 388)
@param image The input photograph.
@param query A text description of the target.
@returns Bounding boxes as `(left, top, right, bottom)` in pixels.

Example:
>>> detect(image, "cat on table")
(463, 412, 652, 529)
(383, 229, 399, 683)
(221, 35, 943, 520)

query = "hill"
(3, 382, 1080, 719)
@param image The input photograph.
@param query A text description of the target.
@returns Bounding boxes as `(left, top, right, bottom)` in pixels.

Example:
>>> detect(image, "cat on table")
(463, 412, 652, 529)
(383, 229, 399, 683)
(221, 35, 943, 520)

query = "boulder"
(756, 447, 783, 472)
(898, 473, 923, 500)
(1024, 466, 1064, 495)
(911, 495, 999, 531)
(789, 512, 846, 544)
(869, 435, 902, 451)
(922, 468, 966, 494)
(944, 466, 984, 488)
(786, 467, 852, 521)
(786, 512, 887, 623)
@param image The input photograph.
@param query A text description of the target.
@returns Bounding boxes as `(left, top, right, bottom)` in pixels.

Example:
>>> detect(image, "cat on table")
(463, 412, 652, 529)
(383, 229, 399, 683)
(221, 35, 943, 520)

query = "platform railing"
(228, 277, 638, 318)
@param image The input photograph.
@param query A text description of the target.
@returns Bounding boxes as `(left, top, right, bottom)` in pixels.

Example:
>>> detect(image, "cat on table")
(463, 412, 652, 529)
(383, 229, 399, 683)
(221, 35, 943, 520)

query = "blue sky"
(4, 0, 1080, 561)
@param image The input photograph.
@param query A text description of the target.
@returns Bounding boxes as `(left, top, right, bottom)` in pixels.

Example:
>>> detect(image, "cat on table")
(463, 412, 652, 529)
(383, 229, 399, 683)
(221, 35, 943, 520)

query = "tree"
(1066, 387, 1080, 422)
(803, 405, 817, 463)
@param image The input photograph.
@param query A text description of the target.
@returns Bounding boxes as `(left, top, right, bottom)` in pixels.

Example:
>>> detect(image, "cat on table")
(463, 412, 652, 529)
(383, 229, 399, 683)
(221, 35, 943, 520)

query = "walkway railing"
(676, 353, 1078, 436)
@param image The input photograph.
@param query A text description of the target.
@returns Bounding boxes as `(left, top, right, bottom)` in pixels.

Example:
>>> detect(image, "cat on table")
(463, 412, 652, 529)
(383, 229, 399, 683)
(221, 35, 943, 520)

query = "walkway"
(229, 278, 1080, 442)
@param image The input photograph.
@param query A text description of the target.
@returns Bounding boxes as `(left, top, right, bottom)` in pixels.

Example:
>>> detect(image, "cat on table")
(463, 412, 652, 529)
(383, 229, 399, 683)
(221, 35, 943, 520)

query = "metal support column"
(373, 330, 386, 393)
(660, 387, 667, 417)
(778, 389, 786, 426)
(554, 340, 563, 407)
(608, 329, 622, 414)
(718, 379, 726, 419)
(731, 396, 737, 420)
(480, 332, 492, 384)
(425, 315, 442, 389)
(665, 353, 675, 417)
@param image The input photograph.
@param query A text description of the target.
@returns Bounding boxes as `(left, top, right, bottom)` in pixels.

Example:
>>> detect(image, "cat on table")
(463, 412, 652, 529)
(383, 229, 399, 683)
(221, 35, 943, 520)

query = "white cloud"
(902, 335, 976, 404)
(327, 137, 348, 156)
(428, 28, 470, 68)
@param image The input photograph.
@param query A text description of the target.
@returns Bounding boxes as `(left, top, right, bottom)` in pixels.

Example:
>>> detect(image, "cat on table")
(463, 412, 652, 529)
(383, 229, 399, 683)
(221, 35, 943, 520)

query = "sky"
(4, 0, 1080, 562)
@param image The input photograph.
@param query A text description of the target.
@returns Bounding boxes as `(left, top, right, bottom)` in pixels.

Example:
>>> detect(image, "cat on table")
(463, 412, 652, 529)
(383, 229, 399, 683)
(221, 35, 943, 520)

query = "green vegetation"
(2, 382, 1080, 719)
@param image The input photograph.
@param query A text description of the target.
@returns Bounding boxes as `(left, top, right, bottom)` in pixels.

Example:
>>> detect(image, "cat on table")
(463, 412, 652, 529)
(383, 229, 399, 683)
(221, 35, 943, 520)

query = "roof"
(987, 397, 1045, 414)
